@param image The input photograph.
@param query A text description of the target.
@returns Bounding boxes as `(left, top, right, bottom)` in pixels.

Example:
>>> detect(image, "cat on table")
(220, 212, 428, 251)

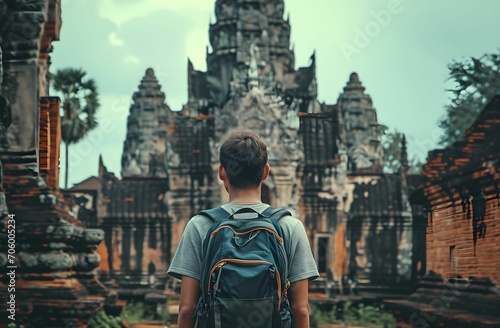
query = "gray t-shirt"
(167, 203, 319, 283)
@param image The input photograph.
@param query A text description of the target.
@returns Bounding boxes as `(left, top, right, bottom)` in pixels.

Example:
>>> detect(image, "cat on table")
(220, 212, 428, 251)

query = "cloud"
(97, 0, 213, 26)
(109, 32, 124, 46)
(123, 55, 140, 65)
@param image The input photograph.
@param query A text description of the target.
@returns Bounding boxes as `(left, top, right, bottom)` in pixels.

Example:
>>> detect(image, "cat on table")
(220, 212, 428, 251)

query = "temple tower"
(181, 0, 320, 212)
(121, 68, 172, 178)
(337, 73, 383, 172)
(205, 0, 295, 106)
(188, 0, 319, 116)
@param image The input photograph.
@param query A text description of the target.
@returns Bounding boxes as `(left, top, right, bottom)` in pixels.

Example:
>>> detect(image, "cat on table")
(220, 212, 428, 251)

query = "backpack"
(194, 206, 294, 328)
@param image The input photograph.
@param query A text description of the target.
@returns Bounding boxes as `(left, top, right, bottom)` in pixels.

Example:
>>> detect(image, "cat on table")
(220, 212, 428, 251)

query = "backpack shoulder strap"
(198, 207, 231, 222)
(261, 206, 291, 220)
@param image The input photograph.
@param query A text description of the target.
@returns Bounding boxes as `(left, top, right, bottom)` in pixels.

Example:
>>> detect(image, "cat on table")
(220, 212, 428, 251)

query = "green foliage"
(50, 68, 100, 144)
(49, 67, 100, 188)
(311, 302, 397, 328)
(311, 303, 341, 326)
(121, 301, 169, 324)
(380, 128, 423, 174)
(121, 301, 146, 323)
(87, 309, 122, 328)
(439, 50, 500, 146)
(7, 323, 25, 328)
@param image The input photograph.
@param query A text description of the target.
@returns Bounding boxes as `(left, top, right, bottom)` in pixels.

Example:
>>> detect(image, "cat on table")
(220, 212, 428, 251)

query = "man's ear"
(218, 164, 226, 181)
(262, 163, 270, 181)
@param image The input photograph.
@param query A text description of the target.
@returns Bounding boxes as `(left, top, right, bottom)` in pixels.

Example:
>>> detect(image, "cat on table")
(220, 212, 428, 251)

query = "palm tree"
(50, 68, 100, 189)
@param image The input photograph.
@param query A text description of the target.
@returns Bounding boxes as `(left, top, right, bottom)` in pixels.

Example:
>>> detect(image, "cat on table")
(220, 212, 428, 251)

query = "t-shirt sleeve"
(166, 217, 203, 280)
(287, 220, 320, 283)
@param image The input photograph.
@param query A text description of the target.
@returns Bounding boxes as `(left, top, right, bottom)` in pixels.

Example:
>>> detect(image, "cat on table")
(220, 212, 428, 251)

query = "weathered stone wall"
(344, 174, 416, 288)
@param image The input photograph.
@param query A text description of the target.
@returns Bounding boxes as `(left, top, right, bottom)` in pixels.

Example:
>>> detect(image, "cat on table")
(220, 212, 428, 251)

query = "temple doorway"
(315, 234, 333, 275)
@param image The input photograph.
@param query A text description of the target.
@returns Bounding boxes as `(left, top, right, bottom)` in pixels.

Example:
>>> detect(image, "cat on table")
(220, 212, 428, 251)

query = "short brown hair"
(220, 129, 268, 189)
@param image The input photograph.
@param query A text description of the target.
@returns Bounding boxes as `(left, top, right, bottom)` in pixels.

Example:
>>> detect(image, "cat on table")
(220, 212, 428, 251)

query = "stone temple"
(1, 0, 498, 326)
(74, 0, 425, 298)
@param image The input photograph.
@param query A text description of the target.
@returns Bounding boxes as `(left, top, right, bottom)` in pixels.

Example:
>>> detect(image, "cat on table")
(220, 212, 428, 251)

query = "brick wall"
(427, 195, 500, 284)
(38, 97, 61, 189)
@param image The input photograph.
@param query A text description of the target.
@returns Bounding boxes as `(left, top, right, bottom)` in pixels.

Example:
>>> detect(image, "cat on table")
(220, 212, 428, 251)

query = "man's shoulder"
(185, 213, 216, 235)
(277, 214, 304, 231)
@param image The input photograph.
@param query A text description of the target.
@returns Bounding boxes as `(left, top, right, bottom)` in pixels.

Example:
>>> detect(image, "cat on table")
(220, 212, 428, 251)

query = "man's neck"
(228, 186, 262, 205)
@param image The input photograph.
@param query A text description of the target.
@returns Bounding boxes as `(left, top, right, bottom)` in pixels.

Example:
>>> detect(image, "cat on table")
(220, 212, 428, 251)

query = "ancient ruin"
(1, 0, 497, 326)
(387, 96, 500, 327)
(121, 68, 172, 179)
(0, 1, 116, 327)
(73, 0, 424, 301)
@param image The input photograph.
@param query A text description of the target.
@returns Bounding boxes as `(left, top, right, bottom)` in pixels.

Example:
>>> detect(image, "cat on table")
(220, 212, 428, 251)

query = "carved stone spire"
(400, 134, 409, 173)
(337, 72, 383, 172)
(207, 0, 294, 104)
(121, 68, 171, 178)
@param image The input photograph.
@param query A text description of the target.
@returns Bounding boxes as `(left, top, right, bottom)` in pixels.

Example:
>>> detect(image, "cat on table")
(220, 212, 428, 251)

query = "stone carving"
(0, 2, 115, 325)
(248, 43, 260, 83)
(236, 30, 243, 46)
(219, 30, 228, 48)
(216, 1, 235, 19)
(275, 1, 285, 17)
(75, 251, 101, 271)
(38, 252, 75, 271)
(39, 192, 58, 205)
(217, 83, 301, 165)
(46, 219, 76, 240)
(261, 29, 269, 44)
(18, 252, 38, 267)
(0, 46, 10, 218)
(166, 139, 180, 168)
(15, 249, 101, 272)
(0, 46, 11, 150)
(350, 145, 373, 170)
(83, 228, 105, 245)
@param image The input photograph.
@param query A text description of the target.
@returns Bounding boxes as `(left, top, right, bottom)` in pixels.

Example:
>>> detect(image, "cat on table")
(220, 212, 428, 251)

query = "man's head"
(219, 129, 269, 190)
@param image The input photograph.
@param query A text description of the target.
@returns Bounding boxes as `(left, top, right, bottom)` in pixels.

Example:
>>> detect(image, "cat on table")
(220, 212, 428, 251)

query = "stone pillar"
(0, 2, 112, 326)
(4, 62, 39, 152)
(271, 162, 299, 210)
(166, 167, 193, 258)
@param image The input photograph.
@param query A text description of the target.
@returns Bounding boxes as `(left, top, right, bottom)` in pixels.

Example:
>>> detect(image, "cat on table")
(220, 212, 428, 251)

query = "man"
(167, 129, 319, 328)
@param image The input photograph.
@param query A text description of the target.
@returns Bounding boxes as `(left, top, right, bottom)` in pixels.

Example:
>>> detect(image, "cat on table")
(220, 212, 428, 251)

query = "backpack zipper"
(210, 226, 284, 244)
(208, 259, 283, 308)
(213, 261, 225, 295)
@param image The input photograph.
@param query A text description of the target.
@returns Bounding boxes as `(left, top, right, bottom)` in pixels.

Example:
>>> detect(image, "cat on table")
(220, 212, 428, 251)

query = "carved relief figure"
(248, 43, 259, 80)
(0, 46, 12, 149)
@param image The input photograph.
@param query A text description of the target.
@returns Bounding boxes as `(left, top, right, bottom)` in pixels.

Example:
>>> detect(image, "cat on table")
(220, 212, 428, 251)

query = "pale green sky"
(51, 0, 500, 187)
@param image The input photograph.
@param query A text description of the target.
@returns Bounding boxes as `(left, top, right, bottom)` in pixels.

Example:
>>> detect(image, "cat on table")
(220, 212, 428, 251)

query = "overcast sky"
(51, 0, 500, 187)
